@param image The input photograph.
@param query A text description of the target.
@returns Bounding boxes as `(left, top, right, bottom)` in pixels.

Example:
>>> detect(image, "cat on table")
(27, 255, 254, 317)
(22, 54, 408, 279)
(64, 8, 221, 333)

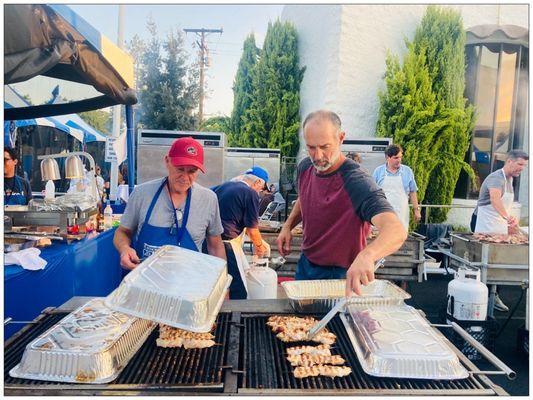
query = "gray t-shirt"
(120, 178, 224, 250)
(475, 169, 513, 213)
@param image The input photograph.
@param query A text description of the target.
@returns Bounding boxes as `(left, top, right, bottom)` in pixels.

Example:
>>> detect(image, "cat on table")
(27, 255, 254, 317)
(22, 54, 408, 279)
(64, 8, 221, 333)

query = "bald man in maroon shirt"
(276, 110, 407, 296)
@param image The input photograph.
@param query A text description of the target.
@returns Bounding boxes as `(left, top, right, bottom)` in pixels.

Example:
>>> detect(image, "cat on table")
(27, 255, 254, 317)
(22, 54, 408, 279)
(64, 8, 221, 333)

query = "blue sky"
(12, 4, 284, 117)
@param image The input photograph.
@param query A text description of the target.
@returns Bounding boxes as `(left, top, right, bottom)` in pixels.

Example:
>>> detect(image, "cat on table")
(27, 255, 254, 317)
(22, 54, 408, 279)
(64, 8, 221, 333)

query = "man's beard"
(311, 151, 340, 172)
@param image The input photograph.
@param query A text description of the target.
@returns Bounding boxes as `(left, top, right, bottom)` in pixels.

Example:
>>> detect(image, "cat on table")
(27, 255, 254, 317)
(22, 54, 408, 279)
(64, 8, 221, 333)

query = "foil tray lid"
(105, 245, 230, 332)
(9, 298, 155, 383)
(341, 303, 469, 380)
(282, 279, 411, 302)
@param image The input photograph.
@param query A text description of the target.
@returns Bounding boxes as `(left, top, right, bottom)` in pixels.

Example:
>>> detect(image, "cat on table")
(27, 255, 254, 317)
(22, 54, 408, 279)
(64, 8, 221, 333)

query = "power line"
(183, 28, 223, 122)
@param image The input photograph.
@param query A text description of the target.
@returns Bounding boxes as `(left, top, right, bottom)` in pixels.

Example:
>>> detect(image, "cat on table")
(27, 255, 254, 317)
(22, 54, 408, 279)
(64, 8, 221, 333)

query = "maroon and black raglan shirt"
(297, 157, 394, 269)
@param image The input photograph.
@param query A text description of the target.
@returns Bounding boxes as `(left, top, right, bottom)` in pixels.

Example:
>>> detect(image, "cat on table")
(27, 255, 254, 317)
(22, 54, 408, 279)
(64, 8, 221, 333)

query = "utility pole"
(183, 28, 223, 122)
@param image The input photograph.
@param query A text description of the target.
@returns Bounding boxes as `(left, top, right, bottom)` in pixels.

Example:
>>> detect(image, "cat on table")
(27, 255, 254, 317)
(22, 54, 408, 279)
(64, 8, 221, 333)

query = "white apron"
(381, 173, 410, 230)
(225, 229, 250, 293)
(475, 169, 514, 234)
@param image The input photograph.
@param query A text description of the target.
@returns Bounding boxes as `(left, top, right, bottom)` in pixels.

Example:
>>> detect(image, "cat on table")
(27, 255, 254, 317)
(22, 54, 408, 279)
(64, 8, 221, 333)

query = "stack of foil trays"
(105, 245, 232, 332)
(282, 279, 411, 312)
(340, 303, 469, 380)
(9, 299, 155, 383)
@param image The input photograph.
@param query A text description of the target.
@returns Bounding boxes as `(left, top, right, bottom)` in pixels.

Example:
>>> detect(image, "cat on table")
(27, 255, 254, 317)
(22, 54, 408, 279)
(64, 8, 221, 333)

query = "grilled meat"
(293, 365, 352, 378)
(472, 232, 528, 245)
(157, 324, 216, 349)
(286, 344, 331, 357)
(268, 315, 337, 345)
(287, 353, 345, 367)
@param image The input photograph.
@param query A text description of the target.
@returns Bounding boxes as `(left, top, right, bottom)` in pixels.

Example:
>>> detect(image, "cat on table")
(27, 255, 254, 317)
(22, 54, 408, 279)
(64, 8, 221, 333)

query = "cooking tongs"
(307, 258, 385, 340)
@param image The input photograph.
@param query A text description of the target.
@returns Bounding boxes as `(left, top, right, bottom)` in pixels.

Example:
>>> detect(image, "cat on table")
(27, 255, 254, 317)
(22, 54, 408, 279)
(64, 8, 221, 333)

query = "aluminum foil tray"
(282, 279, 411, 313)
(105, 245, 232, 333)
(340, 303, 469, 380)
(9, 299, 155, 384)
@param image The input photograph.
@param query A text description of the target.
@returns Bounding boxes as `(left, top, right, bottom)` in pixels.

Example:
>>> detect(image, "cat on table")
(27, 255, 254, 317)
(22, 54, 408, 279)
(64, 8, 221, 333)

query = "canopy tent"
(4, 4, 136, 193)
(4, 4, 136, 120)
(4, 85, 85, 143)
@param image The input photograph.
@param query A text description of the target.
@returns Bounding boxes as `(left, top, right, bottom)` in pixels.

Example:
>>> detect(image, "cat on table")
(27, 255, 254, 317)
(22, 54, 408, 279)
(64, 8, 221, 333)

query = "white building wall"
(281, 4, 529, 225)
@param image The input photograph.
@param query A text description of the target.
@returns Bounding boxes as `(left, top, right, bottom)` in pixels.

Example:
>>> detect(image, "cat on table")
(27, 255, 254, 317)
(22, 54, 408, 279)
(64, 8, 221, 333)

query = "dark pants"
(470, 212, 477, 232)
(224, 242, 248, 299)
(295, 253, 347, 280)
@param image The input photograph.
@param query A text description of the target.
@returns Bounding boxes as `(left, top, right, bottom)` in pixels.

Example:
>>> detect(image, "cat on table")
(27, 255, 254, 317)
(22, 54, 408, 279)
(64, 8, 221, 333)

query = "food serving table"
(4, 229, 123, 340)
(4, 296, 509, 396)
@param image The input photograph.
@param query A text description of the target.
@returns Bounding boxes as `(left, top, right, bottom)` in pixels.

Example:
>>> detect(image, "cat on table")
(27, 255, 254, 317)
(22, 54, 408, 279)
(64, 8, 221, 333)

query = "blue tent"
(48, 88, 108, 143)
(4, 85, 85, 144)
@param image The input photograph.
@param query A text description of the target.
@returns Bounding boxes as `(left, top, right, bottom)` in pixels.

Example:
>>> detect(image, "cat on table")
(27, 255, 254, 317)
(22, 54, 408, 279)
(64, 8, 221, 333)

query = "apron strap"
(143, 178, 167, 226)
(175, 188, 192, 245)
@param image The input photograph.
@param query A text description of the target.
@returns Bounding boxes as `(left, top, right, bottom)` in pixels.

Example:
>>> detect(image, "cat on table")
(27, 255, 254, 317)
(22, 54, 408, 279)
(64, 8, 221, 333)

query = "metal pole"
(109, 4, 125, 201)
(125, 105, 135, 194)
(199, 31, 205, 122)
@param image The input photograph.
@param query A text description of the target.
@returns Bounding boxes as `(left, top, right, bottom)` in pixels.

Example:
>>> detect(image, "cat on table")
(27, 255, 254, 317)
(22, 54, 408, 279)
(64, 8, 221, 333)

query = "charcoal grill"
(4, 297, 508, 396)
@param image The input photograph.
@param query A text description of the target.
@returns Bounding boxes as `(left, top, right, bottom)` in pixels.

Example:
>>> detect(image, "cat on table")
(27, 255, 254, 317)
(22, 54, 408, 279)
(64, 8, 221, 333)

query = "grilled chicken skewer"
(293, 365, 352, 378)
(286, 344, 332, 357)
(287, 353, 345, 367)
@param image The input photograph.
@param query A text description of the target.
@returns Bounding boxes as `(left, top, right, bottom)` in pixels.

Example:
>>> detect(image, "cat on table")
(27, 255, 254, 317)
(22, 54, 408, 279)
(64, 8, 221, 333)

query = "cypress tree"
(413, 6, 476, 222)
(230, 34, 259, 146)
(376, 46, 448, 205)
(242, 20, 305, 156)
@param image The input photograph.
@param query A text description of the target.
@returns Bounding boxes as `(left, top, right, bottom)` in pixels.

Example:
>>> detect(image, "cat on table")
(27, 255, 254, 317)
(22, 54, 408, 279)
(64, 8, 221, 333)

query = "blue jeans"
(295, 253, 347, 280)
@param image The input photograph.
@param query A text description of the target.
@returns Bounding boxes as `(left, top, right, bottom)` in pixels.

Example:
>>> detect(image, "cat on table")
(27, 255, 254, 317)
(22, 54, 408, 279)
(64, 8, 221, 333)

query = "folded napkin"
(5, 247, 47, 270)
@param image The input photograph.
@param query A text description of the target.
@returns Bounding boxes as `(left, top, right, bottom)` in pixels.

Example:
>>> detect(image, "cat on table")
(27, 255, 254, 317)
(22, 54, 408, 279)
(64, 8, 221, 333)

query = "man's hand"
(507, 215, 518, 227)
(255, 243, 268, 258)
(414, 208, 422, 222)
(276, 227, 293, 257)
(345, 252, 376, 297)
(120, 247, 140, 270)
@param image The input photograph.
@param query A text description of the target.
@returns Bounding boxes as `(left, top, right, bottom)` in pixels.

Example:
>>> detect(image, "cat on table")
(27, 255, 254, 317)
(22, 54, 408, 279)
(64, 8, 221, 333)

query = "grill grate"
(241, 314, 491, 393)
(5, 312, 231, 390)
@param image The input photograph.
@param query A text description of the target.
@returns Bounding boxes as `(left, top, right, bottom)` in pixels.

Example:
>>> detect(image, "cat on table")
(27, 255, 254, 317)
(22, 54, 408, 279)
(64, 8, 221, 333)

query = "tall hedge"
(229, 34, 259, 146)
(413, 6, 475, 222)
(376, 46, 448, 203)
(241, 20, 305, 157)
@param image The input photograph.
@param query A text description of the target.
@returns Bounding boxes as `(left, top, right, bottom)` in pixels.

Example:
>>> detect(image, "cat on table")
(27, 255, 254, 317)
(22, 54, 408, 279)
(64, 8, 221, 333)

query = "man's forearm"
(114, 227, 133, 253)
(282, 198, 302, 230)
(409, 192, 419, 208)
(247, 227, 263, 247)
(207, 236, 227, 260)
(491, 198, 510, 219)
(363, 212, 407, 261)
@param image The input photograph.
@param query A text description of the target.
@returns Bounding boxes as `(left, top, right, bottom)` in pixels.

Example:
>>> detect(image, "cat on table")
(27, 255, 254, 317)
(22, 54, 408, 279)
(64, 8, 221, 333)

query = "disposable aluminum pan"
(105, 245, 232, 333)
(9, 299, 155, 384)
(340, 303, 469, 380)
(282, 279, 411, 313)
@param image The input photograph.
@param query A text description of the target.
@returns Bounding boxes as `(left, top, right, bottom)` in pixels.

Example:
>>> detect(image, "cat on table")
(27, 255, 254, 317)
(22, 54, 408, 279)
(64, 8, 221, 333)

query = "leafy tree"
(376, 47, 448, 204)
(199, 116, 231, 134)
(242, 20, 305, 156)
(229, 34, 259, 146)
(412, 6, 476, 222)
(78, 109, 112, 133)
(129, 17, 199, 130)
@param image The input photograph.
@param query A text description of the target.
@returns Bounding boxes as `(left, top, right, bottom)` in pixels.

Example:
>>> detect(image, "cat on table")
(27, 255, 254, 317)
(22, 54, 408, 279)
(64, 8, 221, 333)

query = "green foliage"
(376, 47, 447, 203)
(376, 5, 476, 225)
(413, 6, 476, 222)
(128, 17, 199, 131)
(199, 116, 231, 134)
(78, 109, 112, 134)
(241, 20, 305, 157)
(229, 34, 259, 146)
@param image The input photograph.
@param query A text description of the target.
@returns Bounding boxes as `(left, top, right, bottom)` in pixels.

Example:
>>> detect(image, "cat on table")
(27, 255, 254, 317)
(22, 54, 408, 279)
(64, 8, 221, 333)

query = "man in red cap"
(114, 137, 226, 270)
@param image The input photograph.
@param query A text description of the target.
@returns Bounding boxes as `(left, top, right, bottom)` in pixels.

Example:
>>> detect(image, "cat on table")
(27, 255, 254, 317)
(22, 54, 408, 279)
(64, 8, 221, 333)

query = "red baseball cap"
(167, 137, 205, 173)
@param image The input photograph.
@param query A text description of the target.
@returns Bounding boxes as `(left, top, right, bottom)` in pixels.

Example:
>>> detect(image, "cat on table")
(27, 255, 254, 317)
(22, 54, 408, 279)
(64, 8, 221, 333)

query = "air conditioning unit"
(341, 138, 392, 174)
(137, 130, 226, 188)
(224, 148, 281, 187)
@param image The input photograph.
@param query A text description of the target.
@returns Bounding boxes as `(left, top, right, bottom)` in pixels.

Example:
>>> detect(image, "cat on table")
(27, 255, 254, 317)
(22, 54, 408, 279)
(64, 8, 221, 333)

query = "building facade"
(281, 4, 529, 224)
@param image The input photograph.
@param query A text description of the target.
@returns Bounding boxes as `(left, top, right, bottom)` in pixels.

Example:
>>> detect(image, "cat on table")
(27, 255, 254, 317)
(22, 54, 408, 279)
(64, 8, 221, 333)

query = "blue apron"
(133, 178, 198, 260)
(4, 176, 28, 205)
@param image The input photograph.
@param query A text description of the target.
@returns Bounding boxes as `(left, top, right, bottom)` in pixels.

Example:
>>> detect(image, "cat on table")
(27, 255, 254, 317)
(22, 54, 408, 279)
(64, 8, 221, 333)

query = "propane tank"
(447, 269, 488, 324)
(246, 257, 278, 299)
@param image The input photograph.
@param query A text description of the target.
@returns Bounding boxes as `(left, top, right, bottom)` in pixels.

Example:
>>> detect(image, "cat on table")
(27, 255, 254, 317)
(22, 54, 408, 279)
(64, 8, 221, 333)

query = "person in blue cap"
(212, 166, 270, 299)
